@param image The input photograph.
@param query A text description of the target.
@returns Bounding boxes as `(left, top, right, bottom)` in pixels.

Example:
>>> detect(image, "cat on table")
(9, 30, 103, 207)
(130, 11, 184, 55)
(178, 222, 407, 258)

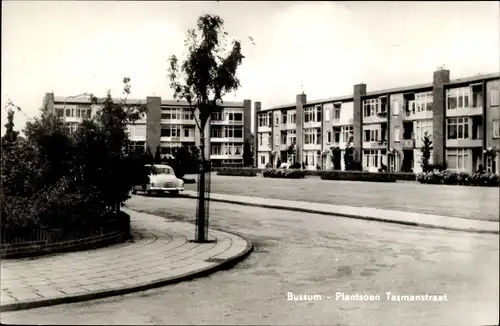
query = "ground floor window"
(486, 154, 498, 174)
(446, 148, 469, 171)
(303, 150, 320, 167)
(260, 155, 266, 165)
(363, 150, 379, 168)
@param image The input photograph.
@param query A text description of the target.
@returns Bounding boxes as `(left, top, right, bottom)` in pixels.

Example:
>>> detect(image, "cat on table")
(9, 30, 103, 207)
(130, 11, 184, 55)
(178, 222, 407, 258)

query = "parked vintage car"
(132, 164, 184, 196)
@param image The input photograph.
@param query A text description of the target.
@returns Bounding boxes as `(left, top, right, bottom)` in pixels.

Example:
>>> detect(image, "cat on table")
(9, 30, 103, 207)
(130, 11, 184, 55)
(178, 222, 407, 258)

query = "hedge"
(262, 168, 306, 179)
(320, 171, 397, 182)
(217, 168, 258, 177)
(416, 171, 499, 187)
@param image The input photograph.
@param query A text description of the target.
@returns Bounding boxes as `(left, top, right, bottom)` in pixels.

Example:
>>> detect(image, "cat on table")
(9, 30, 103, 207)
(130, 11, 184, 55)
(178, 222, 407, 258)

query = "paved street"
(3, 196, 498, 325)
(0, 208, 250, 312)
(184, 174, 500, 221)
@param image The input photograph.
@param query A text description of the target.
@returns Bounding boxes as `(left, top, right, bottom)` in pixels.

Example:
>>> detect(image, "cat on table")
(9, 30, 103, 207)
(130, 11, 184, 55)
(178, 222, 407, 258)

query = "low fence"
(212, 167, 417, 181)
(0, 213, 131, 259)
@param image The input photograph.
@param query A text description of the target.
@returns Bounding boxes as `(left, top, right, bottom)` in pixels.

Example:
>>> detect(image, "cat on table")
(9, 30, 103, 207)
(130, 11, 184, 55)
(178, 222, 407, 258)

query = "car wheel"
(132, 188, 137, 195)
(170, 190, 179, 196)
(146, 190, 152, 196)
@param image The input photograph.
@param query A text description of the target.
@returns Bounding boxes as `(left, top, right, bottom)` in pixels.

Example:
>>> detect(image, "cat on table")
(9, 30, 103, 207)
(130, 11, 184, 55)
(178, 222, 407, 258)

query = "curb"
(0, 233, 253, 313)
(180, 194, 499, 235)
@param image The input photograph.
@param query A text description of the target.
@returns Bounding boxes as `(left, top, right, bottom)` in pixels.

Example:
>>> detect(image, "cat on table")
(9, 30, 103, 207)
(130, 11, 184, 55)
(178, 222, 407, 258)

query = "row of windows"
(161, 108, 193, 120)
(363, 149, 387, 168)
(211, 144, 243, 156)
(304, 128, 322, 145)
(56, 107, 92, 119)
(211, 126, 243, 138)
(363, 98, 386, 117)
(160, 125, 195, 138)
(304, 107, 322, 123)
(211, 111, 243, 122)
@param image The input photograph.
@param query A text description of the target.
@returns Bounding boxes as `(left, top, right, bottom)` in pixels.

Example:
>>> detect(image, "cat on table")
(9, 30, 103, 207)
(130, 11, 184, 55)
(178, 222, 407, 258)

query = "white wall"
(339, 101, 353, 125)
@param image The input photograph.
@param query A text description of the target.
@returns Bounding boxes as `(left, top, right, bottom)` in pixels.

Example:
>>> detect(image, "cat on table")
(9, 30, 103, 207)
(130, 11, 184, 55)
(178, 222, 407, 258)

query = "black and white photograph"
(1, 1, 499, 325)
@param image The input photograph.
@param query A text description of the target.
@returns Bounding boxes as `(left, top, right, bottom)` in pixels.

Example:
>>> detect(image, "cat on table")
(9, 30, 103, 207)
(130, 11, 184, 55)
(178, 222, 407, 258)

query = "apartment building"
(42, 93, 252, 167)
(255, 69, 500, 175)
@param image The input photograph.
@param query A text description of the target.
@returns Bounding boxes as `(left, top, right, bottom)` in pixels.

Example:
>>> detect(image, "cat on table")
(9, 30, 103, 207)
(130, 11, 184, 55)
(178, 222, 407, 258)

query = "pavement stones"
(0, 208, 253, 312)
(181, 191, 499, 235)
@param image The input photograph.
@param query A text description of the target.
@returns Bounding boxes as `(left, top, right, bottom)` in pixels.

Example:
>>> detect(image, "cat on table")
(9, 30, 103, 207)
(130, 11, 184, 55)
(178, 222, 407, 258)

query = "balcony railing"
(400, 139, 415, 149)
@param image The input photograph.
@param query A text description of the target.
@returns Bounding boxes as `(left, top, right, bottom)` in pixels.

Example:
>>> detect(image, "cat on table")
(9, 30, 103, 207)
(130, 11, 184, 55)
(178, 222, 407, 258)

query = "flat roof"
(52, 96, 245, 107)
(260, 72, 499, 112)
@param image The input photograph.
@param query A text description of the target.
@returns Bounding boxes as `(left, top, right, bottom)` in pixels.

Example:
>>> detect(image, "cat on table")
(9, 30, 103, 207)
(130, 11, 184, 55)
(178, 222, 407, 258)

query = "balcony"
(210, 154, 243, 160)
(404, 109, 433, 121)
(257, 125, 272, 132)
(363, 112, 387, 124)
(211, 119, 244, 125)
(303, 121, 321, 129)
(211, 136, 244, 143)
(446, 138, 483, 148)
(303, 143, 322, 151)
(446, 106, 483, 118)
(400, 139, 415, 149)
(363, 140, 387, 149)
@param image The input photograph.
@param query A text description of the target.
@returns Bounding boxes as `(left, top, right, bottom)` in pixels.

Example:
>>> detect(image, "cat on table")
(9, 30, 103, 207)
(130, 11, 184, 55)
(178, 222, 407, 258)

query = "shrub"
(217, 168, 257, 177)
(320, 171, 396, 182)
(416, 171, 499, 187)
(290, 162, 301, 169)
(262, 168, 305, 179)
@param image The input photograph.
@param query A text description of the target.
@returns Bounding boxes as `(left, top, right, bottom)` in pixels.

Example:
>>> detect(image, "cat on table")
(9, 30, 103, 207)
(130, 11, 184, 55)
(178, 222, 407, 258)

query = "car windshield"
(153, 167, 173, 175)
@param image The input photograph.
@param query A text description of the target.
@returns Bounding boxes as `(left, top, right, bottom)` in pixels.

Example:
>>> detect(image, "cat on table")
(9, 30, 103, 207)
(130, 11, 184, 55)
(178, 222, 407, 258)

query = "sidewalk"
(181, 191, 499, 235)
(0, 208, 253, 312)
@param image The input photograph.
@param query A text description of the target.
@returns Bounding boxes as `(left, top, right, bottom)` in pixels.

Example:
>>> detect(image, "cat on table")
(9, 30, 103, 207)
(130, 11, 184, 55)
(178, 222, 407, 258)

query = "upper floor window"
(364, 128, 379, 142)
(447, 87, 470, 110)
(162, 108, 182, 120)
(341, 126, 353, 143)
(258, 113, 271, 127)
(363, 99, 379, 117)
(334, 104, 341, 120)
(493, 120, 500, 138)
(447, 117, 469, 140)
(491, 87, 499, 107)
(304, 128, 321, 145)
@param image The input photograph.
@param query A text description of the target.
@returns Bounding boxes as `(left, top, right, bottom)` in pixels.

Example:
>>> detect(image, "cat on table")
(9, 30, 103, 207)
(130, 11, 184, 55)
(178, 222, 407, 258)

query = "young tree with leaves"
(421, 131, 432, 172)
(167, 14, 246, 242)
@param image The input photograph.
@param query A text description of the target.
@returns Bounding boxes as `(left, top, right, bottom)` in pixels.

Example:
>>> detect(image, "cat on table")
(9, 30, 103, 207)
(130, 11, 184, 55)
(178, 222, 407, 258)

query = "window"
(275, 117, 279, 126)
(447, 117, 469, 140)
(304, 107, 315, 123)
(334, 130, 340, 143)
(363, 99, 379, 117)
(363, 150, 379, 168)
(287, 111, 297, 124)
(281, 131, 287, 145)
(486, 155, 497, 174)
(491, 87, 499, 107)
(327, 131, 332, 143)
(392, 101, 399, 115)
(446, 148, 469, 171)
(282, 114, 287, 124)
(65, 108, 71, 117)
(258, 113, 271, 127)
(234, 113, 243, 121)
(258, 134, 263, 146)
(304, 128, 320, 145)
(334, 104, 341, 120)
(316, 106, 322, 122)
(184, 128, 190, 137)
(211, 111, 222, 121)
(260, 155, 265, 165)
(287, 130, 296, 145)
(415, 120, 433, 146)
(183, 109, 193, 120)
(394, 127, 400, 142)
(341, 126, 353, 143)
(161, 125, 181, 137)
(493, 120, 500, 138)
(363, 128, 379, 142)
(211, 144, 222, 155)
(224, 126, 243, 138)
(162, 108, 182, 120)
(56, 108, 64, 117)
(447, 87, 470, 110)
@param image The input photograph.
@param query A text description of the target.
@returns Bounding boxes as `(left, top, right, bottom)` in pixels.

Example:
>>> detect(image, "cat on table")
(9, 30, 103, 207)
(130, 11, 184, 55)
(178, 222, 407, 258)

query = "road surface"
(2, 196, 498, 325)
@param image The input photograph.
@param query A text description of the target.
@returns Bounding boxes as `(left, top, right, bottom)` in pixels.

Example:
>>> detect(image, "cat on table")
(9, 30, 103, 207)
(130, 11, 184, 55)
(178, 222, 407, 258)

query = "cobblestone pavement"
(3, 196, 498, 325)
(184, 174, 499, 221)
(181, 190, 499, 234)
(0, 208, 250, 312)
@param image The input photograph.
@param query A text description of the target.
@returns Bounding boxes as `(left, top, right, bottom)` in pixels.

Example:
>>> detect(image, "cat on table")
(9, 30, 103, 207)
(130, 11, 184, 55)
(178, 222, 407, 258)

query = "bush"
(416, 171, 499, 187)
(262, 168, 305, 179)
(217, 168, 257, 177)
(290, 162, 301, 169)
(320, 171, 397, 182)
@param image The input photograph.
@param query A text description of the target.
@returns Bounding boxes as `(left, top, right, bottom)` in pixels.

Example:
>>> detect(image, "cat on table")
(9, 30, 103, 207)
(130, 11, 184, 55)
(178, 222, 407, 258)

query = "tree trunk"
(196, 132, 207, 243)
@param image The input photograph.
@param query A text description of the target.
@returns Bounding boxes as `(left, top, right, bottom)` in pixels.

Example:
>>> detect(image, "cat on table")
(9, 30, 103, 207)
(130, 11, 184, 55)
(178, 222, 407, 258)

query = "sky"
(2, 1, 499, 134)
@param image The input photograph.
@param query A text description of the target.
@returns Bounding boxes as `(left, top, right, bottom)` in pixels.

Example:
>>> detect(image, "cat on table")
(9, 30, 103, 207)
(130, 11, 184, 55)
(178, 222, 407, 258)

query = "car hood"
(150, 174, 179, 183)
